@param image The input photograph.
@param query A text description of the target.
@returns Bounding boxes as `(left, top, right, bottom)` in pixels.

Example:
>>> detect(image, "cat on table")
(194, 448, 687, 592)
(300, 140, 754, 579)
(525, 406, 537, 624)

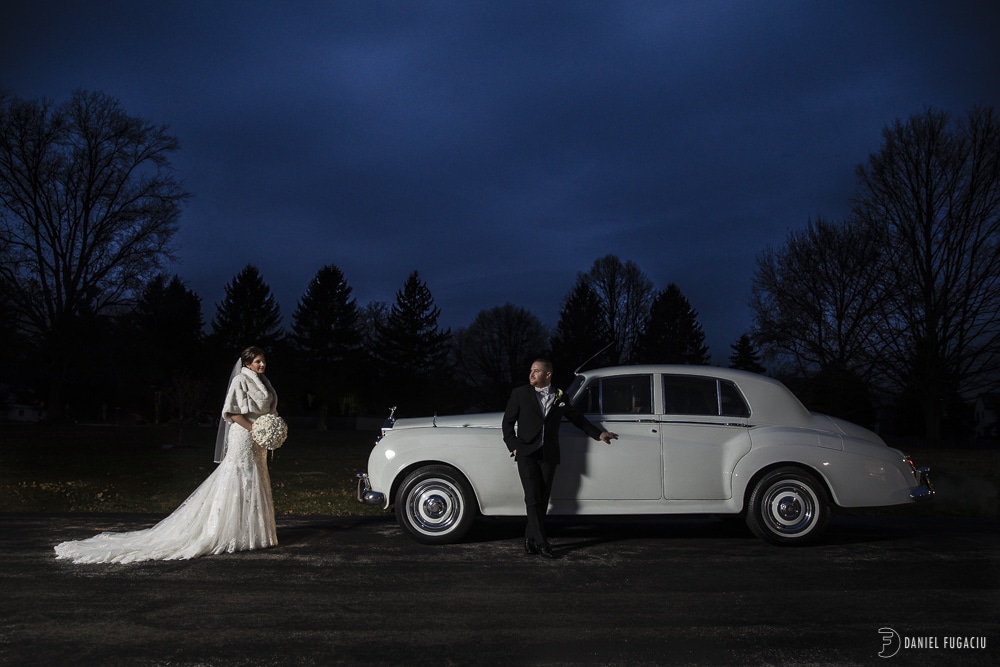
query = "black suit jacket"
(502, 384, 604, 464)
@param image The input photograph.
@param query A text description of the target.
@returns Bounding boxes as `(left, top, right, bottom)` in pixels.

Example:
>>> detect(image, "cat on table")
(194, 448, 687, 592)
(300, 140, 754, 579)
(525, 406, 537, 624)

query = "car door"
(660, 374, 751, 500)
(552, 373, 663, 502)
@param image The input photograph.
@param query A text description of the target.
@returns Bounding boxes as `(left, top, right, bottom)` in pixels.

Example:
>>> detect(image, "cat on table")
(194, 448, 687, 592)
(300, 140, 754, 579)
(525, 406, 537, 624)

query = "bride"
(55, 346, 280, 564)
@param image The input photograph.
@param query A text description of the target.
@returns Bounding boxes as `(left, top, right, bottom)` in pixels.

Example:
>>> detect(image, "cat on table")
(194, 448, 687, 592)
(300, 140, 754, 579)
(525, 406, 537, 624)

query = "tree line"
(1, 253, 729, 426)
(3, 90, 997, 443)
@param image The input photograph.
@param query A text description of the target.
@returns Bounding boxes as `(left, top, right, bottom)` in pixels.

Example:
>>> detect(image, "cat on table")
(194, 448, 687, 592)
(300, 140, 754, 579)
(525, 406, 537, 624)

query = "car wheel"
(395, 465, 476, 544)
(746, 467, 829, 545)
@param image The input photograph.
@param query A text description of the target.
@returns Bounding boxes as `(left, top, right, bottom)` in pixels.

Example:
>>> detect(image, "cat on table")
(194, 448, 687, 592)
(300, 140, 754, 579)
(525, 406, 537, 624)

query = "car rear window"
(662, 375, 750, 417)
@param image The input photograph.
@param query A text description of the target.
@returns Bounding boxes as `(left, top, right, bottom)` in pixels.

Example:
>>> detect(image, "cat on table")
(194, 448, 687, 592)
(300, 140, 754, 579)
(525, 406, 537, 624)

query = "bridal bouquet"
(251, 413, 288, 450)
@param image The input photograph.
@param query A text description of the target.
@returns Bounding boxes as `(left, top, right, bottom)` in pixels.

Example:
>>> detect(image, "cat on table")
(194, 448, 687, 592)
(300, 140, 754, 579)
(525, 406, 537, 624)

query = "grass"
(0, 422, 390, 517)
(1, 423, 996, 519)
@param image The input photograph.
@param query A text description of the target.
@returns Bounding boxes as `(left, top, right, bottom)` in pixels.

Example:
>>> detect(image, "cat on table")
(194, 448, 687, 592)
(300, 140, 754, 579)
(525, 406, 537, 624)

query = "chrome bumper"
(356, 472, 386, 505)
(909, 465, 934, 501)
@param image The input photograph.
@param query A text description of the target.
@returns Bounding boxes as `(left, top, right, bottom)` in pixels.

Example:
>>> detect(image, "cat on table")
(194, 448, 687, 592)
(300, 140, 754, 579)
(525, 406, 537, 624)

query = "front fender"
(370, 427, 524, 515)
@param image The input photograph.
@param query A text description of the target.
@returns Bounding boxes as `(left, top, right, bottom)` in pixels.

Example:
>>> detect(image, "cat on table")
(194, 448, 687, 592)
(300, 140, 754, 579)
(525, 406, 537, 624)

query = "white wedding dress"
(54, 367, 278, 564)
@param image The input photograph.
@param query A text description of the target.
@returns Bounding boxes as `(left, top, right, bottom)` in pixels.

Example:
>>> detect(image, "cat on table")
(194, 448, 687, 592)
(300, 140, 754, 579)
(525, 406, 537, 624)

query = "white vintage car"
(357, 365, 933, 545)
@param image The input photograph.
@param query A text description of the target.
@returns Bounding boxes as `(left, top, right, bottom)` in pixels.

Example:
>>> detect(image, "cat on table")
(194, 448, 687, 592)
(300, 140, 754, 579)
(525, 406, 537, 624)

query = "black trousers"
(516, 450, 557, 545)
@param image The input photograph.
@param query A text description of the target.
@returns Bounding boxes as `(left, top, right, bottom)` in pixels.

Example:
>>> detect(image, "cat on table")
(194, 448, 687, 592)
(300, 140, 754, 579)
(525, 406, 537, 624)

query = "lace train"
(54, 426, 277, 564)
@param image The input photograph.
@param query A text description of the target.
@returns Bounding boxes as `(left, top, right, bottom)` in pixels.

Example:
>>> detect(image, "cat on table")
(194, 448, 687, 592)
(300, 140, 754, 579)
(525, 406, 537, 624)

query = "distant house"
(975, 393, 1000, 439)
(1, 385, 45, 422)
(4, 403, 45, 422)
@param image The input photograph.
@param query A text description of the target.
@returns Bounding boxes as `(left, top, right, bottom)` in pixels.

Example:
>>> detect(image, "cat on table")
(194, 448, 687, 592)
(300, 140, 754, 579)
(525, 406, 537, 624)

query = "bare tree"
(580, 254, 654, 364)
(750, 216, 886, 380)
(0, 90, 188, 417)
(854, 106, 1000, 441)
(359, 300, 389, 356)
(453, 303, 548, 410)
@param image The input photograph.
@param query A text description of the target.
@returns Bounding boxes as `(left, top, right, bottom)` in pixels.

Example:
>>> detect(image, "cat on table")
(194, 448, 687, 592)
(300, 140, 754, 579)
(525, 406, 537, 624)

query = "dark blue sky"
(3, 1, 999, 362)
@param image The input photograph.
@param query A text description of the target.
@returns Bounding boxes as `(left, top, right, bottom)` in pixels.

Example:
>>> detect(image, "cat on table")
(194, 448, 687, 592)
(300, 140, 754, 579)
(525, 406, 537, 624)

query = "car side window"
(662, 375, 750, 417)
(719, 381, 751, 417)
(574, 375, 653, 415)
(575, 382, 600, 413)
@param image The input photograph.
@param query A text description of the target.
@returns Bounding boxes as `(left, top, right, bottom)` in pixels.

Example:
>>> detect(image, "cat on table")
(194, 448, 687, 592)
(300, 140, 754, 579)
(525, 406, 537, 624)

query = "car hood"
(390, 412, 503, 430)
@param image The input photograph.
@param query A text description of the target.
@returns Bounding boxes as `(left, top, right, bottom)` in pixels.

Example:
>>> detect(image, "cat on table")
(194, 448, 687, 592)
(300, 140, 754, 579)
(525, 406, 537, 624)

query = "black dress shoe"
(524, 538, 539, 555)
(538, 543, 556, 559)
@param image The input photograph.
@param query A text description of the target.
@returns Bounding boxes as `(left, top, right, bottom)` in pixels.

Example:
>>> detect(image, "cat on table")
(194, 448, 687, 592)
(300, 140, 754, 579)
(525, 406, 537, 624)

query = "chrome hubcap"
(763, 482, 815, 535)
(777, 495, 802, 521)
(407, 479, 462, 534)
(422, 495, 446, 519)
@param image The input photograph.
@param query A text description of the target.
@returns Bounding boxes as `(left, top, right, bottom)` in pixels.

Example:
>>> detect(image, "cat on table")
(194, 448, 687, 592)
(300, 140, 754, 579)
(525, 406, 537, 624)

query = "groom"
(502, 359, 617, 558)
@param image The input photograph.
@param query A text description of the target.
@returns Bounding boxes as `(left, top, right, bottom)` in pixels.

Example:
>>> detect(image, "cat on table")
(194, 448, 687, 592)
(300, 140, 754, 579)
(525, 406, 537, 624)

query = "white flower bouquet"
(251, 413, 288, 450)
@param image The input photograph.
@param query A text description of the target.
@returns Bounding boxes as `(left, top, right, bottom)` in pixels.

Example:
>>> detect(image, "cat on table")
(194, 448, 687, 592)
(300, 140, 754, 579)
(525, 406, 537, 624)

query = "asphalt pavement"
(2, 512, 998, 666)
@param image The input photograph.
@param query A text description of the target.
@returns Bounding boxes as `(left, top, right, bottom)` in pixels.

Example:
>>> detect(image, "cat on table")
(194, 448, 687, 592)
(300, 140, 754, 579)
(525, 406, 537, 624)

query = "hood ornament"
(376, 406, 398, 443)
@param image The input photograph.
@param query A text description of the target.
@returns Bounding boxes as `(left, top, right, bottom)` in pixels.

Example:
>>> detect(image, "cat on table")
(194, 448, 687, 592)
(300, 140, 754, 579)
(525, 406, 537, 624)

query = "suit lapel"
(528, 386, 544, 417)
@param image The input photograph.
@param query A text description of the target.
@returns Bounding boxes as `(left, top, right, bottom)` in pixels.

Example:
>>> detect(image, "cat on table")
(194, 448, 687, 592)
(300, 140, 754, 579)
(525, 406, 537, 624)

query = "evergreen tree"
(372, 271, 451, 414)
(132, 274, 207, 421)
(290, 265, 362, 419)
(291, 264, 361, 367)
(550, 279, 613, 388)
(635, 283, 710, 365)
(136, 274, 206, 360)
(211, 264, 282, 354)
(728, 333, 766, 374)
